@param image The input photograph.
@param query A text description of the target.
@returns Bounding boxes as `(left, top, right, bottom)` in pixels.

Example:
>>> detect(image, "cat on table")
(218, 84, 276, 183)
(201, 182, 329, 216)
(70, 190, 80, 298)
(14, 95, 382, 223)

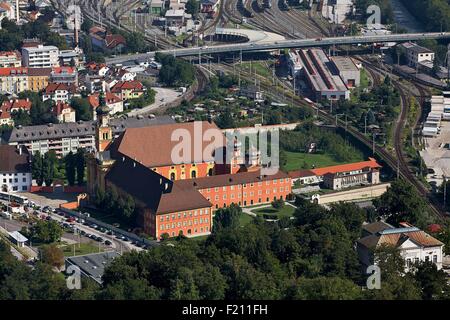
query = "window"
(191, 170, 196, 178)
(215, 187, 219, 192)
(223, 195, 227, 200)
(170, 172, 175, 180)
(425, 256, 430, 262)
(160, 217, 164, 222)
(433, 255, 438, 263)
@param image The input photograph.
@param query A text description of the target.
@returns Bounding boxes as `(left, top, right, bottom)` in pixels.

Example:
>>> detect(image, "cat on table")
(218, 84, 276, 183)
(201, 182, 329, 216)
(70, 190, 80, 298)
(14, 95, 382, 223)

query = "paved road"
(106, 32, 450, 63)
(126, 87, 181, 117)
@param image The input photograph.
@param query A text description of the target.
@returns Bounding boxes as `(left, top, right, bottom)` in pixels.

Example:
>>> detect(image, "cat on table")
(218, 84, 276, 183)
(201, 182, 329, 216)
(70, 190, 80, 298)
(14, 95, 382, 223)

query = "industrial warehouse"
(287, 48, 360, 101)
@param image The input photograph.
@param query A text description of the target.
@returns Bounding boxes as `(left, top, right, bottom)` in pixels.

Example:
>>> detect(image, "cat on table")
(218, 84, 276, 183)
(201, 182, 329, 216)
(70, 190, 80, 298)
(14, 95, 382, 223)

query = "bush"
(271, 199, 285, 210)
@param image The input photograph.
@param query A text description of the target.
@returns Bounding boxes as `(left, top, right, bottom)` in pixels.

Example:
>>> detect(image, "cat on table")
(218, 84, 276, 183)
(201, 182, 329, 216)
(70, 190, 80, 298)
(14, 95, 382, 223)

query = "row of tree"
(65, 150, 86, 186)
(32, 151, 58, 187)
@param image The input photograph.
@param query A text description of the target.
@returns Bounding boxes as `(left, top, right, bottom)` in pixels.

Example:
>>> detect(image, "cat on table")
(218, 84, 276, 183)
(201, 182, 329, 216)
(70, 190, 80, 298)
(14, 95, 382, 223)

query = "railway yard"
(49, 0, 449, 221)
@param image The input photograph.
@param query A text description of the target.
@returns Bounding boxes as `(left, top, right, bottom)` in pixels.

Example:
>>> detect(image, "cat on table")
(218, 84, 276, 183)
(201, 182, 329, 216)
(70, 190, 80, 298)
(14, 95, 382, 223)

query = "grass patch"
(283, 151, 363, 172)
(240, 61, 272, 78)
(252, 205, 296, 219)
(61, 241, 104, 257)
(239, 213, 254, 226)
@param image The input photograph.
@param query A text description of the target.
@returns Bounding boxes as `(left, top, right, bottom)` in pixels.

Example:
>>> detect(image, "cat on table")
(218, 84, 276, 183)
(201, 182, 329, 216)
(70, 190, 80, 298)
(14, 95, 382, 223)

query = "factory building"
(297, 48, 350, 101)
(330, 56, 360, 88)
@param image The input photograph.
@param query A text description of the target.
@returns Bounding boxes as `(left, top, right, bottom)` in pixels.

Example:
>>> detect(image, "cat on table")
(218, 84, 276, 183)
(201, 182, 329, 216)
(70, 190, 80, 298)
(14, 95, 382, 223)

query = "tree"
(289, 276, 363, 300)
(65, 152, 76, 186)
(366, 245, 422, 300)
(32, 151, 44, 186)
(40, 244, 65, 269)
(271, 199, 285, 210)
(185, 0, 200, 18)
(24, 220, 63, 244)
(212, 204, 243, 232)
(413, 261, 450, 300)
(70, 98, 92, 121)
(373, 179, 433, 229)
(42, 151, 57, 186)
(75, 149, 86, 185)
(215, 110, 235, 129)
(81, 18, 93, 33)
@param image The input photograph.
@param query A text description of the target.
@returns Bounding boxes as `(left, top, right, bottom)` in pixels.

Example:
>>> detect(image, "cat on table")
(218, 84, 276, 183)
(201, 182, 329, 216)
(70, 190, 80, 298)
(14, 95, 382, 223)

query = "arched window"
(170, 172, 175, 181)
(208, 168, 213, 176)
(191, 170, 197, 178)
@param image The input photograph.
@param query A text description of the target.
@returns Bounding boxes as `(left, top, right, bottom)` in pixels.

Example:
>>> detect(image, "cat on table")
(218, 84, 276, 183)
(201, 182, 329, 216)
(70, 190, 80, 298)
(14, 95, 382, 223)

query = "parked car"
(105, 240, 112, 246)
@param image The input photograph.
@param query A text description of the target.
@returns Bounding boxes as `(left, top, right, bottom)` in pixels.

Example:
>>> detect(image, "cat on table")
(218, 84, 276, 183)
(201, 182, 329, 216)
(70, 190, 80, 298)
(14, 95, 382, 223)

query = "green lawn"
(283, 151, 358, 172)
(239, 213, 254, 226)
(251, 205, 296, 219)
(61, 242, 104, 257)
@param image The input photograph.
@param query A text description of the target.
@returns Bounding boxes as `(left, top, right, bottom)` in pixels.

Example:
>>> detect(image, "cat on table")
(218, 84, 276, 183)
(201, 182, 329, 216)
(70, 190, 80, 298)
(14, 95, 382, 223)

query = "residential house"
(0, 145, 32, 193)
(0, 67, 29, 94)
(110, 81, 144, 100)
(42, 83, 78, 103)
(357, 221, 444, 272)
(0, 51, 21, 67)
(52, 102, 76, 123)
(28, 67, 52, 92)
(88, 92, 124, 120)
(89, 26, 126, 53)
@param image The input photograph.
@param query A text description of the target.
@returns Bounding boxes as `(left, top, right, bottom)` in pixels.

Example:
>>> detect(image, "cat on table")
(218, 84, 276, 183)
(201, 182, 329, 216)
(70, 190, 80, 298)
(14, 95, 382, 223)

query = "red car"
(66, 217, 76, 224)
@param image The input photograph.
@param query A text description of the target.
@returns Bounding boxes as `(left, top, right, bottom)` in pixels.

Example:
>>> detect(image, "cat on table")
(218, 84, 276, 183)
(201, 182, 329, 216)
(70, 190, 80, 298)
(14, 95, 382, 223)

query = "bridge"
(106, 32, 450, 64)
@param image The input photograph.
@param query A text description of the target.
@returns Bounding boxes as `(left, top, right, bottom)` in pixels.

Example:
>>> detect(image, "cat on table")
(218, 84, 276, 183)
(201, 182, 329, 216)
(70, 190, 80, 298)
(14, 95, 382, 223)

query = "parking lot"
(420, 120, 450, 187)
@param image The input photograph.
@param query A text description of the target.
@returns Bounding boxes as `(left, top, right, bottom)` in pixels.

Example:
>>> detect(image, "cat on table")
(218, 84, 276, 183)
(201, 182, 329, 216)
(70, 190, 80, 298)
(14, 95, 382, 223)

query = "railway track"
(217, 59, 445, 220)
(355, 59, 445, 219)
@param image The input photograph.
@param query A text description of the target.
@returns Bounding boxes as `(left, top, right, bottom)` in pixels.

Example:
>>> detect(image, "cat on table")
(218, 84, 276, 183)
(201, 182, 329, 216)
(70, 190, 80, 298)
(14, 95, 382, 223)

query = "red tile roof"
(44, 83, 77, 94)
(52, 102, 74, 116)
(88, 93, 123, 109)
(288, 169, 316, 179)
(111, 80, 144, 93)
(310, 158, 381, 176)
(52, 67, 76, 74)
(1, 99, 32, 112)
(0, 67, 28, 76)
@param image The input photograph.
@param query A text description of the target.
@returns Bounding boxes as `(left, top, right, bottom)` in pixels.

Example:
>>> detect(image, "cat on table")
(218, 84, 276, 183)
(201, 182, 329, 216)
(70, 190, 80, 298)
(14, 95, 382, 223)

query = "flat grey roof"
(4, 115, 175, 143)
(331, 56, 359, 72)
(66, 251, 120, 284)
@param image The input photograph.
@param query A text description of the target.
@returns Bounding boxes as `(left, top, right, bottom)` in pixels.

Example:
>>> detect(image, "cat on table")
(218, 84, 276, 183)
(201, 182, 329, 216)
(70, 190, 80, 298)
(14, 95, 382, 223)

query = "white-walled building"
(357, 221, 444, 272)
(0, 51, 21, 67)
(400, 42, 435, 68)
(0, 145, 32, 193)
(22, 44, 59, 68)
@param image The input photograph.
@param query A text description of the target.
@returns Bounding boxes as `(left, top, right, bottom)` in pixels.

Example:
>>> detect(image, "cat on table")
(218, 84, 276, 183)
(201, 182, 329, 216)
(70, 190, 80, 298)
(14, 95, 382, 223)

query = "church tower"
(95, 93, 112, 152)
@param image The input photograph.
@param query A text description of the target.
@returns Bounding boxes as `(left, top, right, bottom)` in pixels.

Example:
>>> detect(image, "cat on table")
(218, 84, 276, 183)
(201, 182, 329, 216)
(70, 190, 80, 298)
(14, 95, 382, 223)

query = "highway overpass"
(106, 32, 450, 64)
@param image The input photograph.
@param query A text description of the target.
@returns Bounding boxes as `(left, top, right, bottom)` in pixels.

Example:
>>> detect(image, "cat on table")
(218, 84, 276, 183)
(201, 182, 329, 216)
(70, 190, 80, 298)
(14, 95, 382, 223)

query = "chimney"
(17, 145, 22, 155)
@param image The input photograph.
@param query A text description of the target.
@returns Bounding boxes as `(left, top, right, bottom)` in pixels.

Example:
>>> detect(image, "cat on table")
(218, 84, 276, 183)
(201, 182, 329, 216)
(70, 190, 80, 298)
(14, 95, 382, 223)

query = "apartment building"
(0, 67, 29, 94)
(22, 44, 60, 68)
(0, 51, 21, 67)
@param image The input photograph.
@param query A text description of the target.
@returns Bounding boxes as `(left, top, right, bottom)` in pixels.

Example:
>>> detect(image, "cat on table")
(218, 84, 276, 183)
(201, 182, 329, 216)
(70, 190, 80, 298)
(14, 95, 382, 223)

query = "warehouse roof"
(65, 251, 120, 284)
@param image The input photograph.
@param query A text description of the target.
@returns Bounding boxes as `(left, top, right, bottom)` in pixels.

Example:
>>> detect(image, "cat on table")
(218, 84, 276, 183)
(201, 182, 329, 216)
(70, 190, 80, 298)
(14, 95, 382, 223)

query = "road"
(126, 87, 181, 116)
(105, 32, 450, 63)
